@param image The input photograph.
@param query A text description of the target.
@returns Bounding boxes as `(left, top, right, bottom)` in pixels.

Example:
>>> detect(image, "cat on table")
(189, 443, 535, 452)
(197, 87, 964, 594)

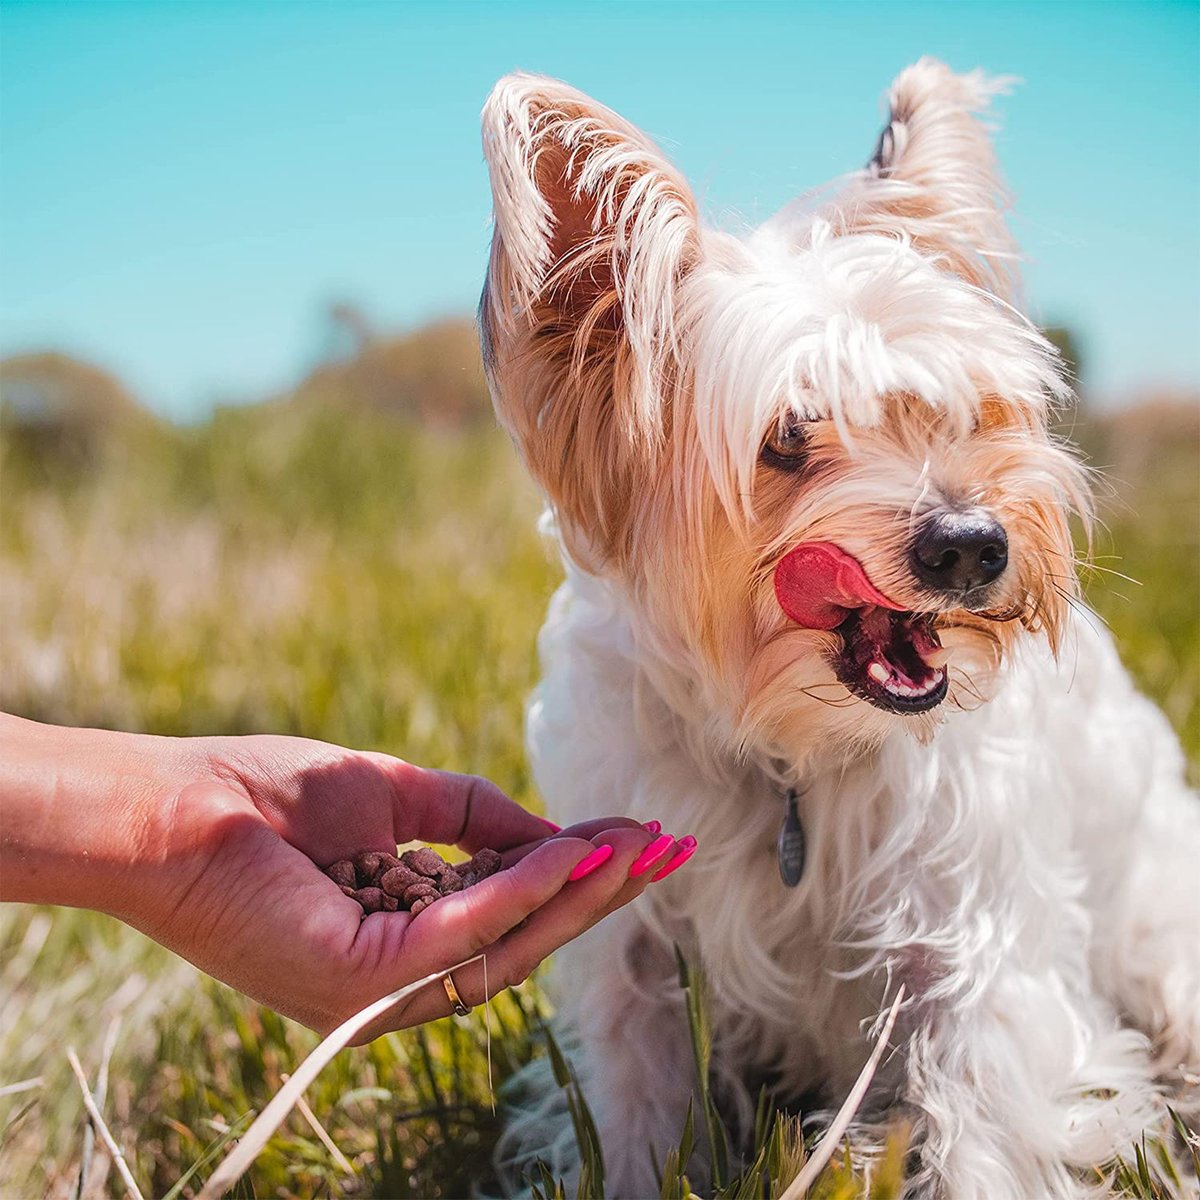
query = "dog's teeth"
(867, 658, 948, 700)
(921, 646, 951, 669)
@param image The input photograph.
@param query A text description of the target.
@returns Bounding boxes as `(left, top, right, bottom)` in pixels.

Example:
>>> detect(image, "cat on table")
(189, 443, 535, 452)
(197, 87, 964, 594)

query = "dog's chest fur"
(531, 561, 1151, 1106)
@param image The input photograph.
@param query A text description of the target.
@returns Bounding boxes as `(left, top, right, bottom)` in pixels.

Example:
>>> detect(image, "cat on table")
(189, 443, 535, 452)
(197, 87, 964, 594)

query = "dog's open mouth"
(773, 541, 949, 715)
(834, 605, 948, 713)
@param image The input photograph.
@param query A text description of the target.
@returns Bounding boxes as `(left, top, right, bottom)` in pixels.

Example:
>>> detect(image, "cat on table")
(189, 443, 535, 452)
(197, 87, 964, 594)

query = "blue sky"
(2, 0, 1198, 420)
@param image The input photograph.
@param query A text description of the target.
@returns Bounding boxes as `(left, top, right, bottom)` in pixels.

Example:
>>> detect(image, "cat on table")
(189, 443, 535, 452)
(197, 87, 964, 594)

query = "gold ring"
(443, 972, 472, 1017)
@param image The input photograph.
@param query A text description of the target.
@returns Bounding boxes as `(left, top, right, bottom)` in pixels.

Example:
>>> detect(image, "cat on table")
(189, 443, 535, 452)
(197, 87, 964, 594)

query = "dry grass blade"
(778, 984, 907, 1200)
(195, 956, 484, 1200)
(66, 1048, 145, 1200)
(76, 1018, 121, 1200)
(0, 1077, 43, 1098)
(280, 1074, 355, 1176)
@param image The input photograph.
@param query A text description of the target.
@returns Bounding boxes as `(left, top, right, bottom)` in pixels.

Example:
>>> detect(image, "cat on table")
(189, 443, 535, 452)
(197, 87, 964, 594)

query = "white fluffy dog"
(478, 59, 1200, 1199)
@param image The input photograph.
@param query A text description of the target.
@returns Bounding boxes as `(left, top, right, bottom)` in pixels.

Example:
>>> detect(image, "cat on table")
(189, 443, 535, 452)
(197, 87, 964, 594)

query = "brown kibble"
(354, 852, 384, 885)
(354, 887, 386, 914)
(465, 848, 502, 881)
(401, 847, 447, 878)
(327, 860, 357, 889)
(330, 844, 504, 917)
(402, 881, 439, 906)
(380, 864, 424, 897)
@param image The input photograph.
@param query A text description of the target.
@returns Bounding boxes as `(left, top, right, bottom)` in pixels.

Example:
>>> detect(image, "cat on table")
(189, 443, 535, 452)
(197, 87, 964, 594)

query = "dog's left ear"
(840, 58, 1021, 301)
(479, 74, 700, 567)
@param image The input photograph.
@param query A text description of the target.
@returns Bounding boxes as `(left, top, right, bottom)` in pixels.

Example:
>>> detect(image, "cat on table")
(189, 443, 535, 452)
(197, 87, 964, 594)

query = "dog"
(477, 59, 1200, 1199)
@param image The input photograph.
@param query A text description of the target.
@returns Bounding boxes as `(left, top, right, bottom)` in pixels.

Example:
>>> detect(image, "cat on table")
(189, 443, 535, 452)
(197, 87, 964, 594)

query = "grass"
(0, 393, 1196, 1198)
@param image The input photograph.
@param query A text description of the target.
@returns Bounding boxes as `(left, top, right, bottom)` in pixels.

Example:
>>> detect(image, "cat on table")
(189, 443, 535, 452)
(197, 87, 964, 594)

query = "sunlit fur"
(481, 59, 1200, 1199)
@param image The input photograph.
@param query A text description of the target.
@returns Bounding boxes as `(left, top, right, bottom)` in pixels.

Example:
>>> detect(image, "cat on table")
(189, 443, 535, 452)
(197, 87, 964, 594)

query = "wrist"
(0, 714, 194, 923)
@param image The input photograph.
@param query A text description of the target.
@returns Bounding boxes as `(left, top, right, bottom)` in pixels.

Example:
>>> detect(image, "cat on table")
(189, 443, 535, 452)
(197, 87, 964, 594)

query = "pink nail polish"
(650, 837, 697, 882)
(641, 819, 662, 834)
(542, 818, 563, 833)
(568, 843, 614, 881)
(629, 834, 675, 878)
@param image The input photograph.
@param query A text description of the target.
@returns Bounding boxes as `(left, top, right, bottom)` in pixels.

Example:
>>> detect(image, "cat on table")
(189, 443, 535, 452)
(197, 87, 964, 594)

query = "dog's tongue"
(774, 542, 904, 630)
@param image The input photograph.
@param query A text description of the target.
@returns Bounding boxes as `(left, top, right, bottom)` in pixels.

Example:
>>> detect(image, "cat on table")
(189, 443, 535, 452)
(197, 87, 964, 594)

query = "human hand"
(0, 718, 694, 1038)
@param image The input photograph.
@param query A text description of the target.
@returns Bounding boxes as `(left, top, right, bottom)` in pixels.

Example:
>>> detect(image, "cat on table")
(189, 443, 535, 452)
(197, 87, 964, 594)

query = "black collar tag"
(777, 787, 807, 887)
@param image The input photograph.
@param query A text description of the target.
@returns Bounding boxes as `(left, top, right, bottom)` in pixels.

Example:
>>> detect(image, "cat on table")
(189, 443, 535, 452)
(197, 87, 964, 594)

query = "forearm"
(0, 713, 186, 919)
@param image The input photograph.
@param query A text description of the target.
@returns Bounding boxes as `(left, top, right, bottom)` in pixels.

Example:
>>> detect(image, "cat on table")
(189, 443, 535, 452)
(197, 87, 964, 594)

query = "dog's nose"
(910, 508, 1008, 594)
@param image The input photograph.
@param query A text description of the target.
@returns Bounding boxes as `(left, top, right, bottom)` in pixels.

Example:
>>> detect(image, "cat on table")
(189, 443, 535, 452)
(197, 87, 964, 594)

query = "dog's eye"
(761, 418, 810, 471)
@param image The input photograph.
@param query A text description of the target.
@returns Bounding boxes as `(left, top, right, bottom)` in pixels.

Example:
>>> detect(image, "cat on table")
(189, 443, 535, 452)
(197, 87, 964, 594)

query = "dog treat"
(326, 846, 502, 918)
(351, 886, 392, 915)
(458, 848, 502, 888)
(325, 859, 357, 890)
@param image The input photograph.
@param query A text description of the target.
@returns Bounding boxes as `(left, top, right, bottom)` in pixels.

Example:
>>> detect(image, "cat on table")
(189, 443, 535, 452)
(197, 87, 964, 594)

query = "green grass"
(0, 398, 1196, 1199)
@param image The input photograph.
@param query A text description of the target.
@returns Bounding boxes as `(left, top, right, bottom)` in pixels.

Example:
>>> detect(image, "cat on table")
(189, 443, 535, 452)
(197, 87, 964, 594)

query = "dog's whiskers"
(1049, 581, 1108, 633)
(947, 665, 988, 710)
(799, 682, 860, 710)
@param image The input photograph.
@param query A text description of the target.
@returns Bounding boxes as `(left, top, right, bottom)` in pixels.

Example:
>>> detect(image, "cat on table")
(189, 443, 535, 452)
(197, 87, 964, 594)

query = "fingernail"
(650, 836, 697, 882)
(629, 834, 675, 878)
(641, 819, 662, 834)
(541, 818, 562, 833)
(568, 843, 614, 881)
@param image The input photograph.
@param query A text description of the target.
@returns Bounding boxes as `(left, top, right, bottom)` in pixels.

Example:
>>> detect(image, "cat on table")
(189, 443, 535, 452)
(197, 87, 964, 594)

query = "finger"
(339, 833, 603, 992)
(591, 835, 695, 922)
(555, 816, 650, 841)
(337, 825, 676, 1037)
(532, 831, 686, 930)
(335, 835, 601, 1039)
(499, 815, 653, 868)
(388, 834, 605, 973)
(368, 756, 555, 852)
(393, 828, 668, 1027)
(488, 833, 692, 986)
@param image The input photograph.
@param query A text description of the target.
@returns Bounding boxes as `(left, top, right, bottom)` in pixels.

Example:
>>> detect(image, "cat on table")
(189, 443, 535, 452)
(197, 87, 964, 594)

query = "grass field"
(0, 384, 1196, 1199)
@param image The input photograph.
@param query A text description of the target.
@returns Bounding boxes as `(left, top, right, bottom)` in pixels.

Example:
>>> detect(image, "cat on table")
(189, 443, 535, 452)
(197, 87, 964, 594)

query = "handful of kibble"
(325, 847, 502, 917)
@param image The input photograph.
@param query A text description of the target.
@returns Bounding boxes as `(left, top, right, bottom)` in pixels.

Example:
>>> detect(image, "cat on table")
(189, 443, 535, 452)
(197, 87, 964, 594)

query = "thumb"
(367, 756, 556, 852)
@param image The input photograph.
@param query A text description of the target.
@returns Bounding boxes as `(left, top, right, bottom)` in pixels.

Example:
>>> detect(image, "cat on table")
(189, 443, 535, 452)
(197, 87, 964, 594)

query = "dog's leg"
(1103, 794, 1200, 1109)
(562, 914, 699, 1198)
(498, 909, 699, 1198)
(1021, 626, 1200, 1114)
(897, 971, 1161, 1200)
(1081, 689, 1200, 1108)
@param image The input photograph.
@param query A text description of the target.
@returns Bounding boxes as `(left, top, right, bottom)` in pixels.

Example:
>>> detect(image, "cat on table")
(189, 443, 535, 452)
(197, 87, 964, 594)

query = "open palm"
(138, 735, 679, 1037)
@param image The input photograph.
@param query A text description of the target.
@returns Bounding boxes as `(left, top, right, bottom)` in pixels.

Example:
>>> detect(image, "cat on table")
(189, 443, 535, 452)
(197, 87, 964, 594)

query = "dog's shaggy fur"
(479, 59, 1200, 1199)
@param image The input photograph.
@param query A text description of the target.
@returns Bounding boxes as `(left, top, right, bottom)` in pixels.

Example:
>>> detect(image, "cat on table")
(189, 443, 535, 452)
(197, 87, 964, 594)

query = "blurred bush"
(1068, 393, 1200, 761)
(0, 351, 160, 472)
(290, 305, 491, 428)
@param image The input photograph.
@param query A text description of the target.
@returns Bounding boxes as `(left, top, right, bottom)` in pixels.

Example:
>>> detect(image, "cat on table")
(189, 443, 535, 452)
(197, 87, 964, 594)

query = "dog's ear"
(839, 58, 1020, 300)
(479, 74, 699, 567)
